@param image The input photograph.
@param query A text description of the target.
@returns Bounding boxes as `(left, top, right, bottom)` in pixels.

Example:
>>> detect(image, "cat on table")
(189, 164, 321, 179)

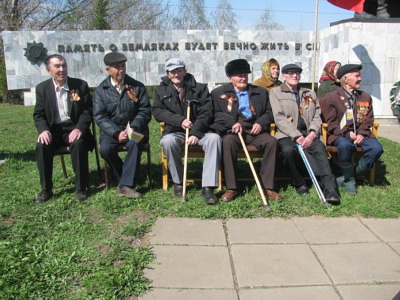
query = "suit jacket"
(33, 76, 95, 149)
(211, 83, 274, 134)
(325, 87, 375, 145)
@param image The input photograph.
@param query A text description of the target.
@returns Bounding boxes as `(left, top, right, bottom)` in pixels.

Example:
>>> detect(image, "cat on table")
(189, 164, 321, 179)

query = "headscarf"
(319, 61, 341, 83)
(261, 59, 280, 84)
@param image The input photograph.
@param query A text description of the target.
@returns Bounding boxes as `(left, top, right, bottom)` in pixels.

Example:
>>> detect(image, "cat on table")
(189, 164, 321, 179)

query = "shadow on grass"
(0, 150, 37, 162)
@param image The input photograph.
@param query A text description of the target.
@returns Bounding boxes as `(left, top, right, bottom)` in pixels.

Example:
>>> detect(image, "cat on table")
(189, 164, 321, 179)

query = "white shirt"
(52, 79, 71, 124)
(110, 78, 124, 94)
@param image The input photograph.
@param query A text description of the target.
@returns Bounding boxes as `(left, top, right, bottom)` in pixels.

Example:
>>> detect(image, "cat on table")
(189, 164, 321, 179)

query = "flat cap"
(104, 52, 127, 65)
(225, 59, 251, 76)
(165, 58, 186, 72)
(281, 64, 302, 74)
(336, 64, 362, 79)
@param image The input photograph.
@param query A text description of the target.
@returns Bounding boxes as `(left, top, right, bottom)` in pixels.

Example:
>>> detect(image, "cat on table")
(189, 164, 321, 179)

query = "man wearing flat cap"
(270, 63, 340, 203)
(325, 64, 383, 195)
(211, 58, 282, 202)
(152, 58, 221, 204)
(93, 52, 151, 198)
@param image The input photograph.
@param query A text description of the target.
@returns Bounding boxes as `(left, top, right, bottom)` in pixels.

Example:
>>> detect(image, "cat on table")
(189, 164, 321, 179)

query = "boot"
(377, 0, 390, 18)
(339, 162, 357, 196)
(355, 158, 368, 176)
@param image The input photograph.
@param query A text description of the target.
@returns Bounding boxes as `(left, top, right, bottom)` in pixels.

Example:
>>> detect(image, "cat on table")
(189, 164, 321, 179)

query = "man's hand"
(68, 128, 82, 143)
(301, 131, 316, 149)
(295, 136, 305, 147)
(187, 135, 199, 146)
(353, 134, 365, 145)
(37, 130, 52, 145)
(250, 123, 262, 135)
(118, 130, 128, 143)
(231, 122, 242, 134)
(349, 131, 356, 140)
(181, 119, 193, 130)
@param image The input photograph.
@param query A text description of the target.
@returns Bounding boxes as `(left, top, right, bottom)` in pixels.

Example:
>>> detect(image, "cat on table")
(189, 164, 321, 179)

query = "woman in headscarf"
(317, 61, 341, 98)
(253, 58, 282, 91)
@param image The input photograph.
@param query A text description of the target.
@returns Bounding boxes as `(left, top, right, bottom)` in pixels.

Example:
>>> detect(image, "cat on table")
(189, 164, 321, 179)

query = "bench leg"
(60, 155, 68, 178)
(162, 152, 168, 190)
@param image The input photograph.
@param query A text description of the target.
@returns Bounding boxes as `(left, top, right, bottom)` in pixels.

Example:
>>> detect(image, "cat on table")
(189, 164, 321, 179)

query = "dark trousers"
(222, 132, 277, 190)
(334, 137, 383, 169)
(36, 124, 89, 192)
(99, 135, 142, 188)
(278, 137, 336, 190)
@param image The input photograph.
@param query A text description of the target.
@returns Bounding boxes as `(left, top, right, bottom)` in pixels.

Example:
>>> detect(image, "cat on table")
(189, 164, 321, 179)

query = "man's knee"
(161, 134, 182, 149)
(205, 133, 222, 146)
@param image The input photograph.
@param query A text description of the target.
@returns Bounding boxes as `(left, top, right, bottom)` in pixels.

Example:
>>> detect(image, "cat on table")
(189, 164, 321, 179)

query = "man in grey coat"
(93, 52, 151, 198)
(270, 64, 340, 203)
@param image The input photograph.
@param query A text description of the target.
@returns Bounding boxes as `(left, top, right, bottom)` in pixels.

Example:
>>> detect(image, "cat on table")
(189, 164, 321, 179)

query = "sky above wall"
(167, 0, 355, 31)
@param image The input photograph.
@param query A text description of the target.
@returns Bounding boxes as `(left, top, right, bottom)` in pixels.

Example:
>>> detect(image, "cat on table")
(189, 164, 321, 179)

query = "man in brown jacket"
(270, 64, 339, 203)
(325, 64, 383, 195)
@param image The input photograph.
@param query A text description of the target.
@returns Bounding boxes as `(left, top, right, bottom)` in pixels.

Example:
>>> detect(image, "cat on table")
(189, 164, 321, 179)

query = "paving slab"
(293, 217, 380, 244)
(312, 243, 400, 284)
(232, 244, 331, 287)
(361, 218, 400, 242)
(239, 286, 339, 299)
(391, 242, 400, 255)
(144, 245, 234, 289)
(377, 125, 400, 143)
(226, 218, 305, 244)
(337, 284, 400, 300)
(149, 218, 226, 245)
(140, 288, 237, 300)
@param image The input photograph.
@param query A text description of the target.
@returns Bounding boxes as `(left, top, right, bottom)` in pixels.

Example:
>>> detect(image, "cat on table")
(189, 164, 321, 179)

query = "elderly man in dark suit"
(211, 59, 282, 202)
(34, 54, 95, 203)
(93, 52, 151, 199)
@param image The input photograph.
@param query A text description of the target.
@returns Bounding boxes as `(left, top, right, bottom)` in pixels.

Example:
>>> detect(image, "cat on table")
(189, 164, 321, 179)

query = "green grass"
(0, 103, 399, 298)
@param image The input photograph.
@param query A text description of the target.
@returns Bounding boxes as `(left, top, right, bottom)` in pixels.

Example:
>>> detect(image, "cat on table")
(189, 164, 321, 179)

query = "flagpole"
(312, 0, 319, 91)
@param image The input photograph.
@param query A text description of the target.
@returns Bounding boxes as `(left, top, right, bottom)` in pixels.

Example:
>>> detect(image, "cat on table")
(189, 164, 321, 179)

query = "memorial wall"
(2, 25, 400, 121)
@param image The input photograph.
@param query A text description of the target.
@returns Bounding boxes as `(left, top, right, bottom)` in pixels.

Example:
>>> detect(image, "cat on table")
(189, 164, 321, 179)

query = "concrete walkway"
(140, 126, 400, 300)
(377, 124, 400, 143)
(141, 217, 400, 300)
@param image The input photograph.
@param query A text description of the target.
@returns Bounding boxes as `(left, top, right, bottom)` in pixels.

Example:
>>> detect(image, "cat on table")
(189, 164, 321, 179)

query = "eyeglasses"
(285, 71, 301, 76)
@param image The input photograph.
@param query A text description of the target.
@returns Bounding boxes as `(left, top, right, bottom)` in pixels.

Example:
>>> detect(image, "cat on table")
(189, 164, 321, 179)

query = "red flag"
(327, 0, 365, 13)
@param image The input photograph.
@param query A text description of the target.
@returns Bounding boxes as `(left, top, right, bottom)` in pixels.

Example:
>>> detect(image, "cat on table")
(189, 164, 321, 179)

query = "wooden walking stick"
(238, 132, 271, 211)
(182, 99, 199, 202)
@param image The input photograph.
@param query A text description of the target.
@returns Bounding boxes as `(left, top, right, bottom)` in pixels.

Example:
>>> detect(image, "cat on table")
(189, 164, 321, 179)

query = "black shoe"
(173, 184, 183, 197)
(324, 187, 340, 204)
(295, 184, 309, 196)
(202, 187, 218, 204)
(75, 190, 88, 201)
(35, 190, 53, 203)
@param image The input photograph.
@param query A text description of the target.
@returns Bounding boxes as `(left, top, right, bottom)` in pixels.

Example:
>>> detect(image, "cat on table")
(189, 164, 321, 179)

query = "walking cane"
(296, 144, 330, 208)
(182, 99, 199, 202)
(238, 132, 271, 212)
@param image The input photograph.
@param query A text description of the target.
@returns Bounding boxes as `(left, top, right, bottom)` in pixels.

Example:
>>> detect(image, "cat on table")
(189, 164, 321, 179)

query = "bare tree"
(0, 0, 92, 31)
(105, 0, 168, 30)
(255, 8, 284, 30)
(172, 0, 211, 30)
(211, 0, 237, 30)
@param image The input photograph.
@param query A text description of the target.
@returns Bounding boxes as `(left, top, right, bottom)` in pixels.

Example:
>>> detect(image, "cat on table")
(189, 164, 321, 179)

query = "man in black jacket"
(152, 58, 221, 204)
(33, 54, 95, 203)
(211, 59, 282, 202)
(93, 52, 151, 198)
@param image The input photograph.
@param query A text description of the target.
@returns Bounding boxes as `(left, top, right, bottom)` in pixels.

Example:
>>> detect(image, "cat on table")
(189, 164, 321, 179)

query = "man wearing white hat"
(152, 58, 221, 204)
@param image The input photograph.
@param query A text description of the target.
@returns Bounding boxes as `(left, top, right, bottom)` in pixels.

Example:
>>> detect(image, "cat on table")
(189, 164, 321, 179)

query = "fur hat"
(225, 59, 251, 76)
